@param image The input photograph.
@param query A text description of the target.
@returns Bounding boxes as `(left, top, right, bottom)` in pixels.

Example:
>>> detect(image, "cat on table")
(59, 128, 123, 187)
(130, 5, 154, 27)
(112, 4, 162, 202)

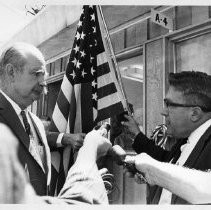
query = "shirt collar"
(188, 119, 211, 144)
(0, 90, 27, 115)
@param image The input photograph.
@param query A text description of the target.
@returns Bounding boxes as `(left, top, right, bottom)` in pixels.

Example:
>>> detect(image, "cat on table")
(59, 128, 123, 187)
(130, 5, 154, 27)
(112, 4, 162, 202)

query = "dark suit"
(0, 92, 51, 196)
(132, 126, 211, 204)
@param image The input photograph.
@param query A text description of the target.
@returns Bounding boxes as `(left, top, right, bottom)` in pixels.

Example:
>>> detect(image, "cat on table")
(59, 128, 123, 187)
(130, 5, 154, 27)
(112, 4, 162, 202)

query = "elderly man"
(123, 71, 211, 204)
(0, 42, 84, 196)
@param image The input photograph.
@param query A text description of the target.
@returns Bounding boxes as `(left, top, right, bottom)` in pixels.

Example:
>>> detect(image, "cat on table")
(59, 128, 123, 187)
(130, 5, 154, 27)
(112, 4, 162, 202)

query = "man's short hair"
(169, 71, 211, 112)
(0, 42, 44, 76)
(0, 45, 25, 76)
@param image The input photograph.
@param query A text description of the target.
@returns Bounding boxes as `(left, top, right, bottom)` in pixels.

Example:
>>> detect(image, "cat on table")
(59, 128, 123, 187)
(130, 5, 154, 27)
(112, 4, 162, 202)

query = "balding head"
(0, 42, 45, 78)
(0, 42, 47, 109)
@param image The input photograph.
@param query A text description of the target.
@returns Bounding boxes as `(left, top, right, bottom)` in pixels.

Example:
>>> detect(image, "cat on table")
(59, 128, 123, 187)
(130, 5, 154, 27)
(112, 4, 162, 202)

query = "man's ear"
(5, 63, 15, 81)
(190, 107, 202, 122)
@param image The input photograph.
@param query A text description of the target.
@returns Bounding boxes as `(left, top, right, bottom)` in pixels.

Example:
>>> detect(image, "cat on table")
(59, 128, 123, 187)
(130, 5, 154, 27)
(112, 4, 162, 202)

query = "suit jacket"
(0, 92, 51, 196)
(132, 127, 211, 204)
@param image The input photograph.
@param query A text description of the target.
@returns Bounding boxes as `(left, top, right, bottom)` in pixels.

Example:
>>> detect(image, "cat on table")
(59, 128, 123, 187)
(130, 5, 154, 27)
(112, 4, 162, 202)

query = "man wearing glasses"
(122, 71, 211, 204)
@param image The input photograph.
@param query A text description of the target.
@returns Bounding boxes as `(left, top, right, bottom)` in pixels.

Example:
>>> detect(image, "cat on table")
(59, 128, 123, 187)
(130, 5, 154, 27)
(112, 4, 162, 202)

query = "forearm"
(133, 132, 168, 161)
(144, 159, 211, 204)
(58, 141, 108, 204)
(76, 141, 98, 165)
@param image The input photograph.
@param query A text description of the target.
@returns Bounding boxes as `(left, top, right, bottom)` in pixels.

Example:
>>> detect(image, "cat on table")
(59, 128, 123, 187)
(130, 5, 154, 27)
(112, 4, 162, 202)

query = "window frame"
(164, 19, 211, 75)
(114, 45, 144, 152)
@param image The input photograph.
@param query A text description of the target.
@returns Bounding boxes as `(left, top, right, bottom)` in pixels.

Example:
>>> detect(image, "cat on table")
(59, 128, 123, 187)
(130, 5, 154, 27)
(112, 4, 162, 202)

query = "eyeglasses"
(164, 98, 211, 112)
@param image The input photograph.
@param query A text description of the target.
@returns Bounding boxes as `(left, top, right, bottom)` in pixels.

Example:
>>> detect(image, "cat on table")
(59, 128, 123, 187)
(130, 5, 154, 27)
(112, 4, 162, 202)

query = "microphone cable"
(101, 172, 120, 202)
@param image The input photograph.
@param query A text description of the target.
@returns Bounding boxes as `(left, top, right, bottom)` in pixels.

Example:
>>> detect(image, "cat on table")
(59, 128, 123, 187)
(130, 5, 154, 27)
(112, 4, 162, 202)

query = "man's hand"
(61, 133, 86, 151)
(84, 127, 112, 159)
(122, 114, 140, 137)
(124, 153, 158, 185)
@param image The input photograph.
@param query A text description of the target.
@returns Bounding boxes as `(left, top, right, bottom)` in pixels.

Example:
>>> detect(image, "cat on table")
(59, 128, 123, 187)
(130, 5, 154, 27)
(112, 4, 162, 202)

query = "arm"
(47, 131, 86, 151)
(57, 128, 111, 204)
(133, 132, 169, 161)
(126, 153, 211, 204)
(123, 115, 168, 161)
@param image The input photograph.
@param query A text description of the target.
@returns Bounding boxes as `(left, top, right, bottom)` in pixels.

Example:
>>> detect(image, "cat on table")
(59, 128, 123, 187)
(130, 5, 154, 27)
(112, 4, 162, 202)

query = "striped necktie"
(20, 110, 31, 136)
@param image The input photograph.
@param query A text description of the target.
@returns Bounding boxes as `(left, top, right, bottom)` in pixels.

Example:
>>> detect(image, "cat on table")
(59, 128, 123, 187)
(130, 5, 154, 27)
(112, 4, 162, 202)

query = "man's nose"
(160, 107, 168, 116)
(40, 80, 47, 86)
(39, 80, 48, 95)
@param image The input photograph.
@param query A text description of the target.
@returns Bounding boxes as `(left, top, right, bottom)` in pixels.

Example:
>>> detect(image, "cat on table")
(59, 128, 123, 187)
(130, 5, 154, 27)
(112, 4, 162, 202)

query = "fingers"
(124, 155, 148, 184)
(124, 155, 135, 164)
(62, 133, 86, 151)
(77, 133, 86, 143)
(73, 133, 86, 150)
(80, 133, 86, 138)
(134, 173, 147, 184)
(97, 124, 110, 137)
(83, 128, 112, 160)
(123, 114, 131, 121)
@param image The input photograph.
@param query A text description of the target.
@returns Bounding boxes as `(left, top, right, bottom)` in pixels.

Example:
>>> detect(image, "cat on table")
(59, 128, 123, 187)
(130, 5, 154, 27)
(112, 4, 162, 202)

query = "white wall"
(1, 5, 82, 52)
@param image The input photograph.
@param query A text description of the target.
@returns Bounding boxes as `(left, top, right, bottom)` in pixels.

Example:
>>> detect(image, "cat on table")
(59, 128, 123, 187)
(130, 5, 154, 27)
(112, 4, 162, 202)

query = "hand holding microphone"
(124, 154, 148, 184)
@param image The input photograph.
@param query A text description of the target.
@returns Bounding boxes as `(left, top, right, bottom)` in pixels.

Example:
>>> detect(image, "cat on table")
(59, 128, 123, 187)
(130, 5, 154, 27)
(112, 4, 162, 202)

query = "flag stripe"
(81, 83, 95, 132)
(98, 91, 123, 110)
(97, 62, 110, 77)
(98, 72, 115, 89)
(49, 6, 125, 193)
(66, 88, 77, 133)
(49, 120, 59, 133)
(98, 83, 117, 99)
(96, 102, 125, 122)
(97, 52, 107, 66)
(71, 84, 82, 133)
(56, 92, 70, 122)
(61, 75, 73, 103)
(52, 103, 68, 132)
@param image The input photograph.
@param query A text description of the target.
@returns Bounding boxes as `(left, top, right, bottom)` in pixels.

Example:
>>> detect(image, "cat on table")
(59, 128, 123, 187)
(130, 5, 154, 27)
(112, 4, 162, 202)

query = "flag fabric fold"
(50, 5, 126, 194)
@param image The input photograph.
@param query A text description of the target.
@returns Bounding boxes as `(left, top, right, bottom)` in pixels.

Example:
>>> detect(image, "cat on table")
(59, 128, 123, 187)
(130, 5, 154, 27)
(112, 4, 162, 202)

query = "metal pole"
(97, 5, 132, 114)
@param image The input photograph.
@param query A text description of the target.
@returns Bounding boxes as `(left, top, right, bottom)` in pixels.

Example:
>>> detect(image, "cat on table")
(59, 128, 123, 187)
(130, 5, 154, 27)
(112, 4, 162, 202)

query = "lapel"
(28, 112, 52, 185)
(171, 125, 211, 204)
(0, 92, 49, 181)
(184, 125, 211, 168)
(0, 92, 30, 150)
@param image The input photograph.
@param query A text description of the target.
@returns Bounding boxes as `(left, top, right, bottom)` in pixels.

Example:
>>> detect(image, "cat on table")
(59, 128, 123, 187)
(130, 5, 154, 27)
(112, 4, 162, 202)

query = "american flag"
(50, 5, 126, 193)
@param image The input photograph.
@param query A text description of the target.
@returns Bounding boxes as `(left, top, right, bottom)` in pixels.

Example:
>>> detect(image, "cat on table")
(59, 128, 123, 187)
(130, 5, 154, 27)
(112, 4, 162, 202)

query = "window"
(113, 54, 143, 150)
(175, 32, 211, 74)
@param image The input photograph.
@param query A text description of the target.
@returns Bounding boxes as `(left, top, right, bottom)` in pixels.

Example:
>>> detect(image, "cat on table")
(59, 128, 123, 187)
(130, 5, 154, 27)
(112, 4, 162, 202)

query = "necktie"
(20, 110, 31, 136)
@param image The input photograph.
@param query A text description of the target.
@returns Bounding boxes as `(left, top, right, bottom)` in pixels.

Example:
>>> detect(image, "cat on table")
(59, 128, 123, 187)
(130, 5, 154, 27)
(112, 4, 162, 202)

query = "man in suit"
(0, 42, 85, 196)
(123, 71, 211, 204)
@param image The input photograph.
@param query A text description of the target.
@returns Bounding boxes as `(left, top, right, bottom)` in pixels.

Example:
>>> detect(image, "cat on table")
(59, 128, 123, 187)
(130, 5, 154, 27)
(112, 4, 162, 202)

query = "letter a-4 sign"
(151, 9, 173, 31)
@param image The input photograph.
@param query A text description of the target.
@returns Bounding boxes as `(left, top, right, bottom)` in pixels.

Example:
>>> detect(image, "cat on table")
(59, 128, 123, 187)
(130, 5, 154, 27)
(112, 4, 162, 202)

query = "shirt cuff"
(56, 133, 64, 147)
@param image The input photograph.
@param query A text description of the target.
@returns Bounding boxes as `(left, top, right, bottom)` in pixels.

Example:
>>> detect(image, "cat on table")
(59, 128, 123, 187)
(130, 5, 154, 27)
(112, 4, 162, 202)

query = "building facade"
(2, 5, 211, 204)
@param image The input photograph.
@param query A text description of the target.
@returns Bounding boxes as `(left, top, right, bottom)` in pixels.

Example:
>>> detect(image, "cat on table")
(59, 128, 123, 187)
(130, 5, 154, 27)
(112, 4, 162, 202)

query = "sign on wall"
(151, 9, 173, 31)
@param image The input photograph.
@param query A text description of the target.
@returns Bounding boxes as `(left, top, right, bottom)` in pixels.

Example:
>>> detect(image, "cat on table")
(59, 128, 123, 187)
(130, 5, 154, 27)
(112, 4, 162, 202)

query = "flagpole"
(97, 5, 132, 114)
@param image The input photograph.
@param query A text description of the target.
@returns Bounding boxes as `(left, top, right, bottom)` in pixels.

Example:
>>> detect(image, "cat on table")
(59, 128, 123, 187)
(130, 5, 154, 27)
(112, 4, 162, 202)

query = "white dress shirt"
(159, 119, 211, 204)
